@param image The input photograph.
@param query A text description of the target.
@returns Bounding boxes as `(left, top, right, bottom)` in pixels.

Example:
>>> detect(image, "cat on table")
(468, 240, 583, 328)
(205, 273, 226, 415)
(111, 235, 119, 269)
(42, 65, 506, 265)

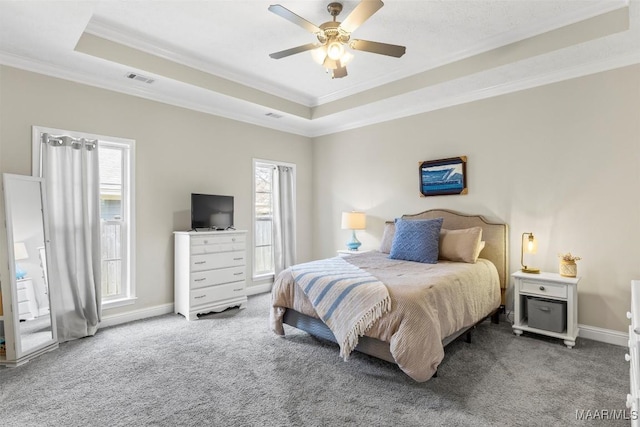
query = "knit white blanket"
(291, 257, 391, 360)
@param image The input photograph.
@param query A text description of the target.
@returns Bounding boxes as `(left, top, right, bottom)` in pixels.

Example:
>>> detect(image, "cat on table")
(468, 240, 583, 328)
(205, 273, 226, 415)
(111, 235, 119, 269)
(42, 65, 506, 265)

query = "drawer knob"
(233, 288, 243, 292)
(234, 257, 244, 261)
(195, 261, 206, 265)
(628, 312, 633, 320)
(194, 295, 206, 299)
(232, 238, 236, 242)
(539, 286, 545, 291)
(625, 353, 631, 362)
(194, 278, 205, 282)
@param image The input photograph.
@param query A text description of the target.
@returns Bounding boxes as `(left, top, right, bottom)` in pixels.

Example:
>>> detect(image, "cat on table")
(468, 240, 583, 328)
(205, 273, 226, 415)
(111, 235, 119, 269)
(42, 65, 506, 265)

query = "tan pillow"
(476, 241, 486, 260)
(439, 227, 483, 263)
(379, 221, 395, 253)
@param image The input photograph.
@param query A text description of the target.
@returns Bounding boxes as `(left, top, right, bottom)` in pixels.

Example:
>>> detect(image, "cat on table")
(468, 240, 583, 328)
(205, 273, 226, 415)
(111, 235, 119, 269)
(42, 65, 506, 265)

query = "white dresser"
(174, 230, 248, 320)
(16, 278, 38, 321)
(627, 280, 640, 425)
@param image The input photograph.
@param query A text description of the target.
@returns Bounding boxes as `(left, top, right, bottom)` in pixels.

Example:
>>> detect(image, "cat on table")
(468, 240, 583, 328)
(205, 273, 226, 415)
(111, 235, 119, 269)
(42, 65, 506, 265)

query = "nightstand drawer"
(520, 279, 567, 299)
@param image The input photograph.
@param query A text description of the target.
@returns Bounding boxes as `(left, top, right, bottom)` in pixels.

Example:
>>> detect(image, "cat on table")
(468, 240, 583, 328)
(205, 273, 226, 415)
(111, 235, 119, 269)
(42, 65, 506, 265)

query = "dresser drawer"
(519, 279, 567, 299)
(16, 287, 29, 303)
(191, 251, 246, 272)
(190, 282, 246, 306)
(191, 266, 245, 289)
(191, 234, 245, 246)
(18, 300, 31, 315)
(191, 242, 245, 255)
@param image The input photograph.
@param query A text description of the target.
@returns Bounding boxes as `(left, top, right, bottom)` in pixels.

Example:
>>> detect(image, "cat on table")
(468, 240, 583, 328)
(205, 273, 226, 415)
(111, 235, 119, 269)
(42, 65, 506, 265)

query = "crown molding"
(2, 48, 638, 139)
(0, 51, 313, 137)
(307, 51, 640, 137)
(85, 18, 316, 108)
(313, 0, 630, 106)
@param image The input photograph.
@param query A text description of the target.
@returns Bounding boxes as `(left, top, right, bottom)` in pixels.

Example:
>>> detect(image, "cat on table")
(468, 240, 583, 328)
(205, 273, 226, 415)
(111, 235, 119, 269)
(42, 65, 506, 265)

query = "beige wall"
(312, 65, 640, 332)
(0, 66, 313, 318)
(1, 64, 638, 333)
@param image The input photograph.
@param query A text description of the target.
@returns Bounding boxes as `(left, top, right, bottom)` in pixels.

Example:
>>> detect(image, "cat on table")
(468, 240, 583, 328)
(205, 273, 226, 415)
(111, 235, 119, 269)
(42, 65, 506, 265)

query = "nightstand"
(337, 249, 372, 257)
(512, 271, 580, 348)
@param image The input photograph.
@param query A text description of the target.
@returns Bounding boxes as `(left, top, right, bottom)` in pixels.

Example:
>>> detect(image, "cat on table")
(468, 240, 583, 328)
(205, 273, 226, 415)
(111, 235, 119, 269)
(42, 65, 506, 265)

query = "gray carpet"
(0, 292, 630, 426)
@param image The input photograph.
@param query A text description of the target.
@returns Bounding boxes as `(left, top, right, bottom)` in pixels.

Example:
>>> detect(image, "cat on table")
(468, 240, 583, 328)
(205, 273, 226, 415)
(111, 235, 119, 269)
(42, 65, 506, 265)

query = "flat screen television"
(191, 193, 234, 230)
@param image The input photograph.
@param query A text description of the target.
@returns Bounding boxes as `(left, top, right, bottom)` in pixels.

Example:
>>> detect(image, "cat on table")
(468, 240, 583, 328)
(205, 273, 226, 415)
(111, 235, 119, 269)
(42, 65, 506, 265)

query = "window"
(254, 161, 275, 277)
(253, 159, 296, 278)
(32, 126, 136, 309)
(99, 140, 135, 307)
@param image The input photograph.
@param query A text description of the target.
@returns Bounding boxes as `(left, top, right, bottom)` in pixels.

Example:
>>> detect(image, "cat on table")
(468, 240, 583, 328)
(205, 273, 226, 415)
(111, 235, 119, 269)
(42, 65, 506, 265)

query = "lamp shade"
(341, 211, 366, 230)
(520, 232, 540, 274)
(525, 233, 538, 254)
(13, 242, 29, 260)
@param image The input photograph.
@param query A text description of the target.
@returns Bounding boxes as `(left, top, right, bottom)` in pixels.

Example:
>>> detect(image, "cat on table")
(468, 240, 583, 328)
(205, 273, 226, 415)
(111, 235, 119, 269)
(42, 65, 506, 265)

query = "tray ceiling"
(0, 1, 638, 137)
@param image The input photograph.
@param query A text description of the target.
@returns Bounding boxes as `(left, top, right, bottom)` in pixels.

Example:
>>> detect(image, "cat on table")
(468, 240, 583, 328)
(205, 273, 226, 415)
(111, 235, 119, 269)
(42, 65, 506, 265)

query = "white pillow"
(379, 222, 395, 254)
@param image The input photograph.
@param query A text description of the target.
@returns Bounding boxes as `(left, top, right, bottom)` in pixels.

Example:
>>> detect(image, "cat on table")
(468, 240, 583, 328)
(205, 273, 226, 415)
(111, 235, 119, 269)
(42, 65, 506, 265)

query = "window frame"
(99, 139, 135, 308)
(252, 158, 296, 280)
(32, 126, 136, 310)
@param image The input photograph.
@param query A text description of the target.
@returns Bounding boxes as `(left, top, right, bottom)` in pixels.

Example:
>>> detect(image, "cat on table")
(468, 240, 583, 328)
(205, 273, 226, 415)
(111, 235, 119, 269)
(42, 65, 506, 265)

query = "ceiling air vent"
(125, 72, 155, 84)
(265, 112, 283, 119)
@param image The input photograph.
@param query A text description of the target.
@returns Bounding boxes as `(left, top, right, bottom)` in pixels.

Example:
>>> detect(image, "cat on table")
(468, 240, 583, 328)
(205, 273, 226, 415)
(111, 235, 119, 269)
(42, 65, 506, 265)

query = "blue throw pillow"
(389, 217, 444, 264)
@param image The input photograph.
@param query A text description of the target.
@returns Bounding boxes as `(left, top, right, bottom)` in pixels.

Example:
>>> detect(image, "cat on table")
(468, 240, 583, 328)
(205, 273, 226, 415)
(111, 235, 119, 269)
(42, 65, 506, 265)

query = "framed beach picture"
(419, 156, 468, 197)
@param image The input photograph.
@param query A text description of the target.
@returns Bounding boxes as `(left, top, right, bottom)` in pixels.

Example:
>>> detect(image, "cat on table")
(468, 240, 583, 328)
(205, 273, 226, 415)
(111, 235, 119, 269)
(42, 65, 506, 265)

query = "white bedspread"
(270, 251, 501, 382)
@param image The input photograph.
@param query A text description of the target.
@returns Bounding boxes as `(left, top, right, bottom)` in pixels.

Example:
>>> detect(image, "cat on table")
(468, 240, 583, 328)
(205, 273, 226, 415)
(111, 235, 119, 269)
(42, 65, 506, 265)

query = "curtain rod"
(41, 133, 98, 150)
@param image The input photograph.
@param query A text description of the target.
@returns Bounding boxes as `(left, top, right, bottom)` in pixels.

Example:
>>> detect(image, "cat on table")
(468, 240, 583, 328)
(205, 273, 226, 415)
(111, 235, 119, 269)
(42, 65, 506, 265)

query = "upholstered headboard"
(401, 209, 509, 305)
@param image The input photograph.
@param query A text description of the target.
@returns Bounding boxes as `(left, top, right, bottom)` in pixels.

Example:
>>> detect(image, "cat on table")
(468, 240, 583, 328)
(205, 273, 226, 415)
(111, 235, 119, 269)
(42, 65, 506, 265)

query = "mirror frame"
(2, 173, 58, 366)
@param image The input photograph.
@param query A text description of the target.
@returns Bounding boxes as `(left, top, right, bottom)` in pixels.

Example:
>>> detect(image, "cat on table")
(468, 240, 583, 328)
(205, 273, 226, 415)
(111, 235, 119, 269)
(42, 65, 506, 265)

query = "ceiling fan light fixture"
(326, 40, 344, 61)
(311, 46, 327, 65)
(269, 1, 405, 79)
(340, 51, 354, 66)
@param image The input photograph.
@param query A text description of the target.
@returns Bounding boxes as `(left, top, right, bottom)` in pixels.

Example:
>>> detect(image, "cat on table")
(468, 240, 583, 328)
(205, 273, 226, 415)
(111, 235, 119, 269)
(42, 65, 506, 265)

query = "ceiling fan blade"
(339, 0, 384, 33)
(268, 4, 322, 34)
(270, 43, 319, 59)
(332, 64, 348, 79)
(350, 39, 406, 58)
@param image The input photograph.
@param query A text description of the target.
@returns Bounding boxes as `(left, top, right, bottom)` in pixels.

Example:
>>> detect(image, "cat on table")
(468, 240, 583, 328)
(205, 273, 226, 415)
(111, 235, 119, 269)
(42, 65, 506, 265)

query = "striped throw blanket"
(291, 257, 391, 360)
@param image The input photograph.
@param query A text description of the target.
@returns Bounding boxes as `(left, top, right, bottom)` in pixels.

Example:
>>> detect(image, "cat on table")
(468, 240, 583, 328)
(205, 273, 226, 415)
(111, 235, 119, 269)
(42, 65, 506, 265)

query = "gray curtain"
(272, 165, 295, 275)
(41, 134, 102, 343)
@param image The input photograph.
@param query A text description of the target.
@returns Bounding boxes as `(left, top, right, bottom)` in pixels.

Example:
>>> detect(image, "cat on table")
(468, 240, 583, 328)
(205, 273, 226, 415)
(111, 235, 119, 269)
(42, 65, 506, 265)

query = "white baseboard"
(579, 323, 628, 347)
(99, 286, 272, 329)
(100, 303, 174, 329)
(247, 282, 272, 296)
(98, 298, 627, 348)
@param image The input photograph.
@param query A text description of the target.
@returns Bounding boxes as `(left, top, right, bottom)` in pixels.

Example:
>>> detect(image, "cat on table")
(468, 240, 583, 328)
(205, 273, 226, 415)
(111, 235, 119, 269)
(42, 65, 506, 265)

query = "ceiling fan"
(268, 0, 406, 79)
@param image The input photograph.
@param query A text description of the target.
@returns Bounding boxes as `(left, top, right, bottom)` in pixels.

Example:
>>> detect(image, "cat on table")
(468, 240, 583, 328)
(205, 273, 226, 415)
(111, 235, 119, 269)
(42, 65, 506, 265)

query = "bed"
(270, 209, 508, 382)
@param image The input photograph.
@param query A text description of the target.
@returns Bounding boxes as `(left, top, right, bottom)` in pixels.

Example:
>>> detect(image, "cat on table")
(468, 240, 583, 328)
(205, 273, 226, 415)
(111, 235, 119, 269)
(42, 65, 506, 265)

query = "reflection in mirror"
(3, 174, 57, 362)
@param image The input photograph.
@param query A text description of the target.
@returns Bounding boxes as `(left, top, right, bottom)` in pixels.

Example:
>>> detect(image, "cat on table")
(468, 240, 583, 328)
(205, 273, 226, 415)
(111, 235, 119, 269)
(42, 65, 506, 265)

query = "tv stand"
(174, 230, 248, 320)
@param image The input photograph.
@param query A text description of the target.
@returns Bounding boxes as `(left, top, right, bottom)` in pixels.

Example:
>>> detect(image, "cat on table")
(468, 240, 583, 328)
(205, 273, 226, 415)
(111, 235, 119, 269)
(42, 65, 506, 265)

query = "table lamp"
(521, 232, 540, 274)
(341, 211, 366, 251)
(14, 242, 29, 279)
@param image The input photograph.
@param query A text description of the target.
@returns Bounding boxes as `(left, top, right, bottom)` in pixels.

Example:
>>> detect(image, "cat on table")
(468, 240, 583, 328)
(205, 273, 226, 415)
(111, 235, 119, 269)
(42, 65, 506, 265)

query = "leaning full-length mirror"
(2, 173, 57, 365)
